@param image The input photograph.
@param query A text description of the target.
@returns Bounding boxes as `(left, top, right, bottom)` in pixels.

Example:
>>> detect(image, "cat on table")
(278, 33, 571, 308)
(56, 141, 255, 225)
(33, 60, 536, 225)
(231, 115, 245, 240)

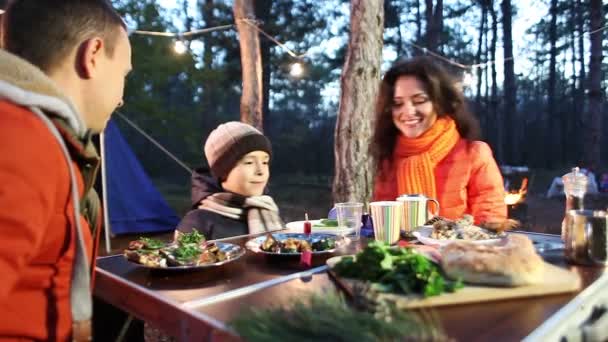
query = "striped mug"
(369, 201, 403, 244)
(396, 194, 440, 233)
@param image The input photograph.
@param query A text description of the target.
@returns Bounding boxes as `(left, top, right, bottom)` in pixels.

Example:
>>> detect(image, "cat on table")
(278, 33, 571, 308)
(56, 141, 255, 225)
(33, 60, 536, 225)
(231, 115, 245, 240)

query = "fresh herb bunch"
(138, 237, 165, 249)
(177, 229, 205, 245)
(172, 244, 201, 263)
(313, 218, 339, 227)
(333, 241, 462, 297)
(230, 292, 444, 342)
(312, 237, 336, 251)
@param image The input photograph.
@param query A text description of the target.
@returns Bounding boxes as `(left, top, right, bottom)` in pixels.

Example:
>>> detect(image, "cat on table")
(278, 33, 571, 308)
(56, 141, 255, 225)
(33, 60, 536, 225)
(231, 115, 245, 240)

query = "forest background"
(107, 0, 608, 233)
(2, 0, 605, 233)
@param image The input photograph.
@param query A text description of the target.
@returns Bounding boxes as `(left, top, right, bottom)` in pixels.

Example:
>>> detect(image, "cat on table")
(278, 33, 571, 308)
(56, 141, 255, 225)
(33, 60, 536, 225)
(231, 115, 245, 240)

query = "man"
(0, 0, 132, 340)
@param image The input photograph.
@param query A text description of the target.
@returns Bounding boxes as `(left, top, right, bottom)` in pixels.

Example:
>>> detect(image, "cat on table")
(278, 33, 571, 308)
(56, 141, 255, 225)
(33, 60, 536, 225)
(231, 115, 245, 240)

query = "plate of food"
(123, 231, 245, 270)
(412, 215, 507, 247)
(285, 219, 354, 235)
(245, 233, 348, 255)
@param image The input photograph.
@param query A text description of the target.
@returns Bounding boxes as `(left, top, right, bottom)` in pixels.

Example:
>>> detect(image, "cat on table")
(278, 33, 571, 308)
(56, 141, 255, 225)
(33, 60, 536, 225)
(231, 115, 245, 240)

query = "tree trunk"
(202, 0, 214, 69)
(415, 0, 423, 45)
(575, 0, 586, 160)
(576, 0, 586, 89)
(584, 0, 604, 170)
(568, 2, 578, 164)
(255, 0, 273, 136)
(425, 0, 443, 53)
(475, 2, 487, 107)
(233, 0, 263, 130)
(333, 0, 383, 203)
(489, 0, 498, 152)
(546, 0, 557, 168)
(501, 0, 516, 165)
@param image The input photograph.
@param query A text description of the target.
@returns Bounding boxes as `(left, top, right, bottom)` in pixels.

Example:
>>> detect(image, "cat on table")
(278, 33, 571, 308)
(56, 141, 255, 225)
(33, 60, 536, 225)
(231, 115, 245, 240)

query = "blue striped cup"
(369, 201, 403, 244)
(396, 194, 440, 233)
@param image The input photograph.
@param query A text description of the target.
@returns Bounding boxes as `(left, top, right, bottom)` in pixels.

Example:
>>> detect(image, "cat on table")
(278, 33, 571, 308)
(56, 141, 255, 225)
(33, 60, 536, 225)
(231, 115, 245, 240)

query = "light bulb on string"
(289, 61, 304, 78)
(462, 70, 476, 88)
(173, 39, 188, 55)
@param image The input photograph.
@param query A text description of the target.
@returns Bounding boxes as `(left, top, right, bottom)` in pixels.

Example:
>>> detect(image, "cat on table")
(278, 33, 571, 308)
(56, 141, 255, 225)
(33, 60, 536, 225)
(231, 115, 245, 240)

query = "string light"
(289, 61, 304, 77)
(173, 40, 187, 54)
(131, 21, 308, 71)
(462, 70, 476, 88)
(239, 18, 308, 59)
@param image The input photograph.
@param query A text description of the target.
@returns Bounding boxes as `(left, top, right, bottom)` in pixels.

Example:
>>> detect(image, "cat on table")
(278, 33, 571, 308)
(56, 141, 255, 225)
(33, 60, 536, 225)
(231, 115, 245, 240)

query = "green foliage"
(230, 291, 444, 342)
(313, 219, 338, 227)
(138, 236, 165, 249)
(172, 243, 201, 263)
(177, 229, 205, 245)
(333, 242, 463, 297)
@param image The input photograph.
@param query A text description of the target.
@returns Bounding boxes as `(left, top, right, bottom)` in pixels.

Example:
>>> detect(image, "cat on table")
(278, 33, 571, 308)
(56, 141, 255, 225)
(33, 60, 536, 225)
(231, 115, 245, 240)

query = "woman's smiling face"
(391, 75, 438, 138)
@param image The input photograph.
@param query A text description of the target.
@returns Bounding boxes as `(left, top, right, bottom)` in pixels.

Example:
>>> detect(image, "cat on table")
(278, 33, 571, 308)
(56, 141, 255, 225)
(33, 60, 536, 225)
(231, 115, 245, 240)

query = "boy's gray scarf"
(198, 193, 284, 234)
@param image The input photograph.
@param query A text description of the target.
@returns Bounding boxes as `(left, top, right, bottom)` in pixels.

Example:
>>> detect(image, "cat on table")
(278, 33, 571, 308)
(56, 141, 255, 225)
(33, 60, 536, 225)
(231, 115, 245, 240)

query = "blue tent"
(104, 119, 179, 235)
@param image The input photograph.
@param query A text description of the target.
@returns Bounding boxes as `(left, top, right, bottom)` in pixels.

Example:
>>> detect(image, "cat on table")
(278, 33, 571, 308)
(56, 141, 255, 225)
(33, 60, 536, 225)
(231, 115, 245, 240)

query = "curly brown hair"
(370, 56, 480, 169)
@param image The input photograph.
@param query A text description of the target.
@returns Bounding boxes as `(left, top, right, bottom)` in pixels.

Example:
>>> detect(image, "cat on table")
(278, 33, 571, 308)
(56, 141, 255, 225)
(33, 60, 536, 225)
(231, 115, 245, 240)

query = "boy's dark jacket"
(176, 168, 249, 239)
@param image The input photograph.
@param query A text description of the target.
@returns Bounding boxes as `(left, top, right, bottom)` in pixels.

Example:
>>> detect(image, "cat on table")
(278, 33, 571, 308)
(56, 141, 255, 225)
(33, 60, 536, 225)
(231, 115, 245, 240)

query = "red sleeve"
(0, 103, 60, 299)
(466, 142, 507, 223)
(373, 161, 398, 201)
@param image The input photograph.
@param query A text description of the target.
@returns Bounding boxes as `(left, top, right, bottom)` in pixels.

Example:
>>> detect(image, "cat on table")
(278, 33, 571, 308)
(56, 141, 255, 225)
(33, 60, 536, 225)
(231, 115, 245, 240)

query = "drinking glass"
(335, 202, 363, 241)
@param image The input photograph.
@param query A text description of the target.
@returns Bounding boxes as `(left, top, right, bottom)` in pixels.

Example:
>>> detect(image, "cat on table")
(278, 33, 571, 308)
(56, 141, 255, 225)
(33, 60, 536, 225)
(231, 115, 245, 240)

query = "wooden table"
(94, 232, 605, 341)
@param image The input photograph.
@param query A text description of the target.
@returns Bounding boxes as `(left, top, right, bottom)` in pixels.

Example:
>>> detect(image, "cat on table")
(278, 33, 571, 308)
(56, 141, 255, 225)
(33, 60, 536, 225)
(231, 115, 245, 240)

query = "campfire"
(505, 178, 528, 222)
(505, 178, 528, 205)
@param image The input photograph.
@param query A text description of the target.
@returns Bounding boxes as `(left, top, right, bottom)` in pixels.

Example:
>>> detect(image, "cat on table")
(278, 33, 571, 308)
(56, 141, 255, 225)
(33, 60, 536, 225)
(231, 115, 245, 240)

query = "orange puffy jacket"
(0, 101, 98, 341)
(374, 139, 507, 223)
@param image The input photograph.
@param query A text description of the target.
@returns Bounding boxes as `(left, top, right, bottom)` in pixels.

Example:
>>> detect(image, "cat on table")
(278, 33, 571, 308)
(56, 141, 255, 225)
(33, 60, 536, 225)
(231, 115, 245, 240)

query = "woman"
(372, 57, 506, 223)
(176, 121, 284, 239)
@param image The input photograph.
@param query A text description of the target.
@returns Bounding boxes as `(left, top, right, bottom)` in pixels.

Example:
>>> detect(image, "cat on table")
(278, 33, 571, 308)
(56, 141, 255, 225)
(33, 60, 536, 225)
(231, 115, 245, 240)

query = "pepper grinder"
(561, 167, 588, 240)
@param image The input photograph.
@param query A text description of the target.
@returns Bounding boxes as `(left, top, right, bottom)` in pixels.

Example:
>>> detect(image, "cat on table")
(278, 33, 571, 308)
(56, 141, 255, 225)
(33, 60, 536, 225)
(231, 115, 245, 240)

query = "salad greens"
(138, 237, 165, 249)
(333, 241, 462, 297)
(313, 218, 338, 227)
(177, 230, 205, 245)
(172, 230, 206, 263)
(172, 244, 202, 263)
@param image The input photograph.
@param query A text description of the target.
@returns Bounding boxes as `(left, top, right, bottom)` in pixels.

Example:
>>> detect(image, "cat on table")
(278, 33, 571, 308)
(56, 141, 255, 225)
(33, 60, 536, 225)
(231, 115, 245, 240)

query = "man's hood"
(0, 49, 87, 137)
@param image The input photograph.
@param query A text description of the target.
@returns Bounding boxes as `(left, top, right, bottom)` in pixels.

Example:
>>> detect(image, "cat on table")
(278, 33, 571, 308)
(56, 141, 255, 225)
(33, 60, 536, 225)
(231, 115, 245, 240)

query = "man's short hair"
(3, 0, 126, 72)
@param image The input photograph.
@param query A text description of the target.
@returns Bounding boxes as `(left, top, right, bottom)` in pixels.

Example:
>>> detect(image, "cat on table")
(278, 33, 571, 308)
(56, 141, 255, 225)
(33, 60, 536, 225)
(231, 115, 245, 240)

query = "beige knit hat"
(204, 121, 272, 180)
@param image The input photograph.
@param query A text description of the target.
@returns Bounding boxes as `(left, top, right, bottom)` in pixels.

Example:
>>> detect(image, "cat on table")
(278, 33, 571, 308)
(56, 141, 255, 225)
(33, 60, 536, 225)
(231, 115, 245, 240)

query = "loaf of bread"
(440, 234, 544, 287)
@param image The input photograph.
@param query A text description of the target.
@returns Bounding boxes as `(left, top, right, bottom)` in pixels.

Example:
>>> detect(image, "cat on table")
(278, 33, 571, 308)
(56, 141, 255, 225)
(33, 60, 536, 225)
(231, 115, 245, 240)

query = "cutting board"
(327, 258, 581, 309)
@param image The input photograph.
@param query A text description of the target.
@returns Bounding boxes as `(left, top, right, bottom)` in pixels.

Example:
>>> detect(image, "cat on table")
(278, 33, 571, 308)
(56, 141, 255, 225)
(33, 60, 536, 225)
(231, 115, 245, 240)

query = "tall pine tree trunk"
(333, 0, 383, 203)
(425, 0, 443, 53)
(255, 0, 273, 136)
(202, 0, 214, 69)
(415, 0, 423, 45)
(568, 23, 577, 164)
(234, 0, 263, 130)
(547, 0, 557, 168)
(576, 0, 587, 160)
(475, 2, 487, 107)
(568, 2, 578, 163)
(489, 0, 498, 152)
(584, 0, 604, 169)
(501, 0, 516, 165)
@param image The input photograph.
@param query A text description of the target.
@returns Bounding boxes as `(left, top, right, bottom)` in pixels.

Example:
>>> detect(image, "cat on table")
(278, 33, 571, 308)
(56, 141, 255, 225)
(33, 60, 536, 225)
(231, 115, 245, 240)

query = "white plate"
(412, 226, 506, 247)
(284, 219, 354, 235)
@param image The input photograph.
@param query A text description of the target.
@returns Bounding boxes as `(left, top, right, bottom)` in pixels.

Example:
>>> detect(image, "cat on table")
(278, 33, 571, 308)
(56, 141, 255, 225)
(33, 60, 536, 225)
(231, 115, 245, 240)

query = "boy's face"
(222, 150, 270, 197)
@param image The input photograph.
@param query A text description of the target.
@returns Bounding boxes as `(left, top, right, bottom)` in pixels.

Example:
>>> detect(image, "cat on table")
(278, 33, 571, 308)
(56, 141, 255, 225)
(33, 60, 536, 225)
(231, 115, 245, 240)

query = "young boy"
(176, 121, 284, 239)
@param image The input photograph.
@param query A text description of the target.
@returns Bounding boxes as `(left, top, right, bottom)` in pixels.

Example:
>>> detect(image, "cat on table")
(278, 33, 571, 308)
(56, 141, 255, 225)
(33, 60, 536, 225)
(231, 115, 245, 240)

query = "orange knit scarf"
(394, 117, 460, 199)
